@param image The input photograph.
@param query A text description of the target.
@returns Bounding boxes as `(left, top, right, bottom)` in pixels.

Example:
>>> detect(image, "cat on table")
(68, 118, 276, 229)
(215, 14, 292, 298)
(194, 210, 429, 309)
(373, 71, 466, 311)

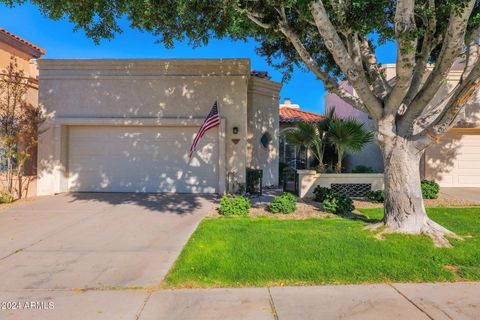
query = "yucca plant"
(328, 118, 374, 173)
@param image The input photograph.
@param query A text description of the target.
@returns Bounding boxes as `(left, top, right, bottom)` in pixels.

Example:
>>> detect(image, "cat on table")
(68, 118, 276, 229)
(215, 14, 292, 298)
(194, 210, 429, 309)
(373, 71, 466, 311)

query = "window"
(0, 145, 18, 172)
(260, 132, 272, 149)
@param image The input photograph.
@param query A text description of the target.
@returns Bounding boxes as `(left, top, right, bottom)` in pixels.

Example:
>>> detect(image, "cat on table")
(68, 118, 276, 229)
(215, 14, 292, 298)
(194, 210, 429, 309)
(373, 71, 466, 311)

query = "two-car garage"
(67, 125, 219, 193)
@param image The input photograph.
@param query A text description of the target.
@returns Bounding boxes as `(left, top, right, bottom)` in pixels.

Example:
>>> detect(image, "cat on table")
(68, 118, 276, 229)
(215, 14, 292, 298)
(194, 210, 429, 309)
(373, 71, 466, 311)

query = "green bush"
(367, 190, 384, 203)
(0, 192, 14, 204)
(421, 180, 440, 199)
(268, 192, 297, 214)
(352, 165, 374, 173)
(313, 186, 333, 202)
(322, 191, 354, 215)
(218, 195, 251, 216)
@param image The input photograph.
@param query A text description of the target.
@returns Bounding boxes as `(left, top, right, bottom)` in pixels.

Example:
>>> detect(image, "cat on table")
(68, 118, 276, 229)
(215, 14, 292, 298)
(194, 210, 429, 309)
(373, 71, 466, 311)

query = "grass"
(164, 207, 480, 288)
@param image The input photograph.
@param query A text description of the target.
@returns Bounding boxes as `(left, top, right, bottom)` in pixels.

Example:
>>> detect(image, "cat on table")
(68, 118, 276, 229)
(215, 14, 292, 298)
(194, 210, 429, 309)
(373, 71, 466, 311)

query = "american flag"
(189, 101, 220, 159)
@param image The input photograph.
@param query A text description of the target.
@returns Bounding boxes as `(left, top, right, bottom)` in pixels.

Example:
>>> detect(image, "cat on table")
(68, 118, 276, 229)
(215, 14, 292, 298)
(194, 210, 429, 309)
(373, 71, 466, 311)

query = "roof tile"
(279, 107, 324, 123)
(0, 28, 46, 56)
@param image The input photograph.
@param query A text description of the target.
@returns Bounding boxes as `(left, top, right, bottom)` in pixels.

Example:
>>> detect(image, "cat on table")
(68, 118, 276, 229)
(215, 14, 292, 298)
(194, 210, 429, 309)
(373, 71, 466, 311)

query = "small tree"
(328, 118, 374, 173)
(0, 57, 45, 199)
(283, 108, 335, 171)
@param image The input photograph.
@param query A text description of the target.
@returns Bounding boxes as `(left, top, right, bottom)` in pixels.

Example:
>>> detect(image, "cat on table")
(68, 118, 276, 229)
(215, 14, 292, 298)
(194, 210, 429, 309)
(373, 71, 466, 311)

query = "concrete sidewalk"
(1, 282, 478, 319)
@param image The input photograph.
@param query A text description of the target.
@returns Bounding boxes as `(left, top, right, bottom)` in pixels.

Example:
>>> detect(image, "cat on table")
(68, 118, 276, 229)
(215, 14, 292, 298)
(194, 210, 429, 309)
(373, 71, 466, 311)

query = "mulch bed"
(208, 194, 480, 219)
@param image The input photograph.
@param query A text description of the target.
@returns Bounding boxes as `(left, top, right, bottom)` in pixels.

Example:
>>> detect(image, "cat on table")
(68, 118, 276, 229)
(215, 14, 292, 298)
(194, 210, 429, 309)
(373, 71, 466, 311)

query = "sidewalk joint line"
(135, 291, 152, 320)
(267, 287, 279, 320)
(388, 284, 434, 320)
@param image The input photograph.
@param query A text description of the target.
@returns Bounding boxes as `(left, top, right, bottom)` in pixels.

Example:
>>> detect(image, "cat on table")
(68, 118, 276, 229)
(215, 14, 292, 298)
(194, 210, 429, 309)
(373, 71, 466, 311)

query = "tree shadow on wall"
(424, 105, 480, 184)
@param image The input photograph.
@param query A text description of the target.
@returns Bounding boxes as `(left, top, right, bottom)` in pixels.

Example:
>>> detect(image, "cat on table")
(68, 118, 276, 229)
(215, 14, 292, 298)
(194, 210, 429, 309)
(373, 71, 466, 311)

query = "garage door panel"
(68, 126, 218, 193)
(425, 131, 480, 187)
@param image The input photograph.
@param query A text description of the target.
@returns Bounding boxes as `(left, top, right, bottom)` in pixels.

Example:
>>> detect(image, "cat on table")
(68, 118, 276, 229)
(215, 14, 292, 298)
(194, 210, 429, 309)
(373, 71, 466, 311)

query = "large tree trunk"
(383, 138, 426, 231)
(379, 137, 461, 247)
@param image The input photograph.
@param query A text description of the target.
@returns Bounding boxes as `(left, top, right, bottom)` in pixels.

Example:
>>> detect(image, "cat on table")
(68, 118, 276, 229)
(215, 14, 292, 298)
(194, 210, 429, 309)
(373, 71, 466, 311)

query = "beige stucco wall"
(247, 77, 282, 186)
(37, 59, 280, 195)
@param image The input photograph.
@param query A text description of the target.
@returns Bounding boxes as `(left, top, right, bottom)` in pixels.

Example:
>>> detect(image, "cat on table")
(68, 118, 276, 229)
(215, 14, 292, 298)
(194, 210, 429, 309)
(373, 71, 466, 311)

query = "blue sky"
(1, 3, 396, 114)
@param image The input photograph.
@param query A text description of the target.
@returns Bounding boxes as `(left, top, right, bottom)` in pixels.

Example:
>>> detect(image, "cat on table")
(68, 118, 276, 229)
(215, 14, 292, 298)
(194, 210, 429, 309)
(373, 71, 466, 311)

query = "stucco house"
(326, 62, 480, 187)
(36, 59, 281, 195)
(279, 98, 324, 169)
(0, 28, 45, 197)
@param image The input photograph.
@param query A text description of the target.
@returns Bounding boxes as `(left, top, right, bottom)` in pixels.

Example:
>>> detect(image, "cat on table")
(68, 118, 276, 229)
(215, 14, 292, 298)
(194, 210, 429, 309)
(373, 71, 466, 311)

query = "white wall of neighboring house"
(325, 63, 480, 187)
(37, 59, 281, 195)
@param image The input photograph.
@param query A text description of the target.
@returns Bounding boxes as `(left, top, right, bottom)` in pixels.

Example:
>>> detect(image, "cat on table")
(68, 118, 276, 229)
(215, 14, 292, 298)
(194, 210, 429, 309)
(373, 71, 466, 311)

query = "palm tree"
(282, 108, 335, 171)
(328, 118, 374, 173)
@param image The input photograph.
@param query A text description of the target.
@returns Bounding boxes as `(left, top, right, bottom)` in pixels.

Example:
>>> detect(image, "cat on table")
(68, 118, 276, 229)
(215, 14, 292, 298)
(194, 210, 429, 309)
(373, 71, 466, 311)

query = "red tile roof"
(279, 107, 324, 123)
(0, 28, 46, 57)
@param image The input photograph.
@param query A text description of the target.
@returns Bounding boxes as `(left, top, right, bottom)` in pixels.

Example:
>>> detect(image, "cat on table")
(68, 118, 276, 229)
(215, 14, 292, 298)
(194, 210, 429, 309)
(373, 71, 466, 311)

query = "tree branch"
(359, 36, 391, 99)
(241, 5, 367, 113)
(309, 0, 383, 119)
(277, 23, 367, 113)
(415, 59, 480, 149)
(400, 0, 476, 133)
(402, 0, 437, 107)
(462, 25, 480, 79)
(385, 0, 417, 114)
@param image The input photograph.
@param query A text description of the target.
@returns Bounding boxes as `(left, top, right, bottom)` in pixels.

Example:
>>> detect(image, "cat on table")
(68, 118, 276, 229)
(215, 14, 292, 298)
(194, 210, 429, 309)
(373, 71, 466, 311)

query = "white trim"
(218, 119, 226, 194)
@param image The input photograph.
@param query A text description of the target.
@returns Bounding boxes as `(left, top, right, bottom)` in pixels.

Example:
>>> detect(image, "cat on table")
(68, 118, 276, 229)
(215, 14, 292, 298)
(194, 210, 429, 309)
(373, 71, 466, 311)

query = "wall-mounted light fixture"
(232, 126, 239, 135)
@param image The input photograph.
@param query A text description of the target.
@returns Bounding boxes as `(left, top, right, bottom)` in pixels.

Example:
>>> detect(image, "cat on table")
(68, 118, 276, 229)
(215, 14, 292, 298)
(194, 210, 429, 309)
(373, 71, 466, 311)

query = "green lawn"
(164, 208, 480, 288)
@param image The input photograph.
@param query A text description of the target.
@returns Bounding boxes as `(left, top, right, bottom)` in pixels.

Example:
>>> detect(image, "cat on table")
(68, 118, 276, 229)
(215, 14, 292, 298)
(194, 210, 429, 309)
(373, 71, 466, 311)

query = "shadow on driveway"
(65, 192, 217, 215)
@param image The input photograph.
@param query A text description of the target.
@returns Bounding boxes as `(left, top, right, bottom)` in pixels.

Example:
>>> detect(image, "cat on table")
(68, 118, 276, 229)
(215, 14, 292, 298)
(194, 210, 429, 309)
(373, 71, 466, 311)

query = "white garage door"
(425, 130, 480, 187)
(68, 126, 219, 193)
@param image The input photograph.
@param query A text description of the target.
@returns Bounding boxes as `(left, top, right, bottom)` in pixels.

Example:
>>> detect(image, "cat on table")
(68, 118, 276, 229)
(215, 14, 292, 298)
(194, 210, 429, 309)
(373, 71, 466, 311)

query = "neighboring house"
(37, 59, 281, 195)
(279, 98, 324, 169)
(325, 62, 480, 187)
(0, 28, 45, 196)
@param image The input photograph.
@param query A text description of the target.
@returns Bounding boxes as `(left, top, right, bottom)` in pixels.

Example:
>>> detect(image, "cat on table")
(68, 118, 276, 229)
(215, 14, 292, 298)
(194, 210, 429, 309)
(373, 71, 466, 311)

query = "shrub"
(352, 165, 374, 173)
(0, 192, 14, 204)
(218, 195, 251, 216)
(268, 192, 297, 214)
(367, 190, 384, 203)
(421, 180, 440, 199)
(313, 186, 333, 202)
(322, 191, 354, 215)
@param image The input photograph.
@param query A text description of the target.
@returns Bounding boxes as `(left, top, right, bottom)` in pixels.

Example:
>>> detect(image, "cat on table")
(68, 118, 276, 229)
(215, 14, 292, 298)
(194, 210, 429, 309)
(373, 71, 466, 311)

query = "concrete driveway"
(0, 193, 214, 290)
(440, 187, 480, 203)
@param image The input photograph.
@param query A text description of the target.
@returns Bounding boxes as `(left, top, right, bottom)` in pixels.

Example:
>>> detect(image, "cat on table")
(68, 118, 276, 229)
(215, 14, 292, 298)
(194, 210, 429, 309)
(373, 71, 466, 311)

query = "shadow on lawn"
(339, 211, 382, 224)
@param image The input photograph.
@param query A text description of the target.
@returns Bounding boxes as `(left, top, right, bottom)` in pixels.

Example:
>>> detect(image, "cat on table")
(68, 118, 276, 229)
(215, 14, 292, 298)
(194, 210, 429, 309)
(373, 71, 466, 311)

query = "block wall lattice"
(331, 183, 372, 198)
